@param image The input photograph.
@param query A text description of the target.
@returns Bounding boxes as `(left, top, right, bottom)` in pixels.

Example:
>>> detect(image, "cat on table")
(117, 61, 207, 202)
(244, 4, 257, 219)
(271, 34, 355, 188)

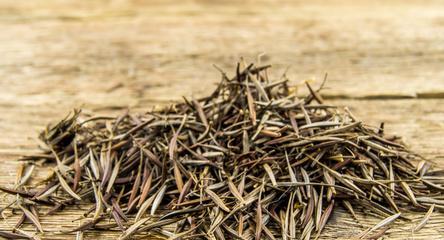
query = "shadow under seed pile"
(1, 63, 443, 239)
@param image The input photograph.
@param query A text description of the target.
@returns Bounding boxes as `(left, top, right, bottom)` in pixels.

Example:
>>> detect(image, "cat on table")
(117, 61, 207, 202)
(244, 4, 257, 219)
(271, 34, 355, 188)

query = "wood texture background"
(0, 0, 443, 239)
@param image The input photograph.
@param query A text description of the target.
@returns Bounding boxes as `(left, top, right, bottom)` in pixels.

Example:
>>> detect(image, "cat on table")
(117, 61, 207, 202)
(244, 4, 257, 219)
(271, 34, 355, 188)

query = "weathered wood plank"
(1, 0, 444, 99)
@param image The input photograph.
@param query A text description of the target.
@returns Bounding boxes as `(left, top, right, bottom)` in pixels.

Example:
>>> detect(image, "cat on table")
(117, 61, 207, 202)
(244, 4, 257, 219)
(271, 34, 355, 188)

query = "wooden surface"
(0, 0, 444, 239)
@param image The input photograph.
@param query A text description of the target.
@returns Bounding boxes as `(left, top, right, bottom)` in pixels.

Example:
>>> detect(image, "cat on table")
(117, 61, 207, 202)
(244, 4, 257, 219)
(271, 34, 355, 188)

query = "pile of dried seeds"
(0, 63, 442, 240)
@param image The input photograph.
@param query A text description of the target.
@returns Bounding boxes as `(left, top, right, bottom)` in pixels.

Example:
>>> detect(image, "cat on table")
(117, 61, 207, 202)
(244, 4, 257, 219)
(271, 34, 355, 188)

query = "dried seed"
(205, 188, 230, 212)
(263, 164, 277, 187)
(151, 184, 167, 215)
(55, 171, 81, 200)
(119, 218, 149, 240)
(360, 212, 401, 239)
(413, 204, 434, 232)
(18, 205, 43, 233)
(227, 177, 245, 204)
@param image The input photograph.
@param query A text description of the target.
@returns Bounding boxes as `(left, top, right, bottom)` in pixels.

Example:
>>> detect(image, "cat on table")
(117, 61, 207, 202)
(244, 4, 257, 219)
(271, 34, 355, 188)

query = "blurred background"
(0, 1, 443, 238)
(2, 0, 444, 107)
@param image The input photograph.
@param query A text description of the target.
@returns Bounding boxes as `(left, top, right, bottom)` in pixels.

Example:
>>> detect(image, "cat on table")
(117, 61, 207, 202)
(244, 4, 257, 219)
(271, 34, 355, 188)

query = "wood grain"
(0, 0, 443, 239)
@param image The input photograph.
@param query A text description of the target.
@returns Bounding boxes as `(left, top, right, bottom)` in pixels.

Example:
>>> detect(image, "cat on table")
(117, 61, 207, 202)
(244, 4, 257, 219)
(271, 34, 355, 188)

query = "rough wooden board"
(1, 0, 444, 239)
(1, 0, 444, 101)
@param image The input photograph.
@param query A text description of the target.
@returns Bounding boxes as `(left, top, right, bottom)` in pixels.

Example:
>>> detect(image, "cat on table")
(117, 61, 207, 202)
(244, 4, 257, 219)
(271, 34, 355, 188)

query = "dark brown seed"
(73, 140, 81, 191)
(0, 230, 29, 239)
(137, 169, 153, 207)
